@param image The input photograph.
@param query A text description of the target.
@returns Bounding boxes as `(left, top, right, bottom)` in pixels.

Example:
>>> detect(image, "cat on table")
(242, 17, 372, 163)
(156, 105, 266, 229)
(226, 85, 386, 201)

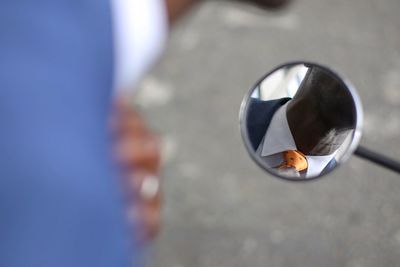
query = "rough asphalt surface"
(134, 0, 400, 266)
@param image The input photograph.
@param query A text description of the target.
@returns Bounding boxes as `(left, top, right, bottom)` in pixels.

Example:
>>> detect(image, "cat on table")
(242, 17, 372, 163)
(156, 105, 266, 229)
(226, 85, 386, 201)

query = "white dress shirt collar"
(261, 101, 297, 157)
(260, 101, 337, 177)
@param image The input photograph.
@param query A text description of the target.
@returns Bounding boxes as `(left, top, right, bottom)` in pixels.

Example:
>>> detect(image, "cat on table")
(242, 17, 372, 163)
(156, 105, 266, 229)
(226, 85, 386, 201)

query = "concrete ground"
(134, 0, 400, 266)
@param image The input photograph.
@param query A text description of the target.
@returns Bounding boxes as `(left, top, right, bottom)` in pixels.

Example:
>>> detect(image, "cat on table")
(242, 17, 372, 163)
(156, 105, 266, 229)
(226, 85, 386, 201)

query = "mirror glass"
(239, 62, 363, 181)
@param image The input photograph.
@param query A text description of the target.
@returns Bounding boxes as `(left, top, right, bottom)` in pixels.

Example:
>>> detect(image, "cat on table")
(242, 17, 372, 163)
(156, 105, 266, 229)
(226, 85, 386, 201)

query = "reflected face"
(240, 63, 362, 181)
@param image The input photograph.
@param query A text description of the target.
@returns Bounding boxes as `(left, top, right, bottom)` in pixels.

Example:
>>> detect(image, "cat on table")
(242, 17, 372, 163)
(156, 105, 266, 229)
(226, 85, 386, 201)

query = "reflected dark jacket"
(246, 97, 337, 174)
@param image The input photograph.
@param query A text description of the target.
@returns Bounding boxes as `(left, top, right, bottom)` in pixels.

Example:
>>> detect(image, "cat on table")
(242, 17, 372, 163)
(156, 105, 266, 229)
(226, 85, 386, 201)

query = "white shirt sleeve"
(110, 0, 168, 92)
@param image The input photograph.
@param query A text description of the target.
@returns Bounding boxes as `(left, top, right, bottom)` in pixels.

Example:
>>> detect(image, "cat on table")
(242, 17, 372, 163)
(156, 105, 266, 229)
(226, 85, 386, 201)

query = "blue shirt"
(0, 1, 133, 266)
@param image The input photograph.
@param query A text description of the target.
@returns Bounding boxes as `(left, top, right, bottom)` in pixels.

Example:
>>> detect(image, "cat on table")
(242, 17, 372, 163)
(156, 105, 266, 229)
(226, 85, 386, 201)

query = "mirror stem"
(355, 146, 400, 174)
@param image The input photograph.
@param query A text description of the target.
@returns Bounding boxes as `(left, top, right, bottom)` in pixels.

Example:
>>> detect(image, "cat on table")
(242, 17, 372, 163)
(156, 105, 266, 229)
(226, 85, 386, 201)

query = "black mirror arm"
(355, 145, 400, 174)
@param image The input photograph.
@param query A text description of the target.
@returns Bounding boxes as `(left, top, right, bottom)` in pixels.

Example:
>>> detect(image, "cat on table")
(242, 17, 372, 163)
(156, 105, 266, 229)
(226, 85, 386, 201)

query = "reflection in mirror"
(240, 63, 362, 181)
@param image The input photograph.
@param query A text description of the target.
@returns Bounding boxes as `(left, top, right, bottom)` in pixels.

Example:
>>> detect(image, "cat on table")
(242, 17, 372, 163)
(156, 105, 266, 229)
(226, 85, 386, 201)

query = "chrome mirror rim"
(239, 61, 364, 182)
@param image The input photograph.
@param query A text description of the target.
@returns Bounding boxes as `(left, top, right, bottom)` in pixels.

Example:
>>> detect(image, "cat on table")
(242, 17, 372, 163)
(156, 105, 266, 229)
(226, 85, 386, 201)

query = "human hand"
(239, 0, 291, 9)
(111, 97, 162, 244)
(165, 0, 291, 25)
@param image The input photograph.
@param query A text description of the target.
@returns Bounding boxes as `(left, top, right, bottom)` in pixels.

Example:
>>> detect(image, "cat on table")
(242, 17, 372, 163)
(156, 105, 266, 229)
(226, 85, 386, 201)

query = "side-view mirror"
(239, 62, 400, 181)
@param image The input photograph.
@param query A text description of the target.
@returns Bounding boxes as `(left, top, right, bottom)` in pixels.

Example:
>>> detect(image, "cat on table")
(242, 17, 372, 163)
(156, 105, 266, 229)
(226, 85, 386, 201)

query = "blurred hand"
(111, 97, 162, 244)
(165, 0, 291, 25)
(240, 0, 291, 9)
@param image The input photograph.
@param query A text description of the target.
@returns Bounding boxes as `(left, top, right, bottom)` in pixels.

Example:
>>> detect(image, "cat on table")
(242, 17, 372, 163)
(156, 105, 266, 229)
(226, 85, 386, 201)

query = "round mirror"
(239, 62, 363, 181)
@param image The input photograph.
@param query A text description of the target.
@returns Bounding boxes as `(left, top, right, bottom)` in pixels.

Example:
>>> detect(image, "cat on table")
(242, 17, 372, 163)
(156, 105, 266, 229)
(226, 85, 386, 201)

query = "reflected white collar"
(261, 101, 336, 177)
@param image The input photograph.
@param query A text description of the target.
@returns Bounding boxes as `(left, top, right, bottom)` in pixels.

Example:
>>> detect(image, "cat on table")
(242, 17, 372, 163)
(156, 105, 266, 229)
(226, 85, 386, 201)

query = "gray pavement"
(135, 0, 400, 266)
